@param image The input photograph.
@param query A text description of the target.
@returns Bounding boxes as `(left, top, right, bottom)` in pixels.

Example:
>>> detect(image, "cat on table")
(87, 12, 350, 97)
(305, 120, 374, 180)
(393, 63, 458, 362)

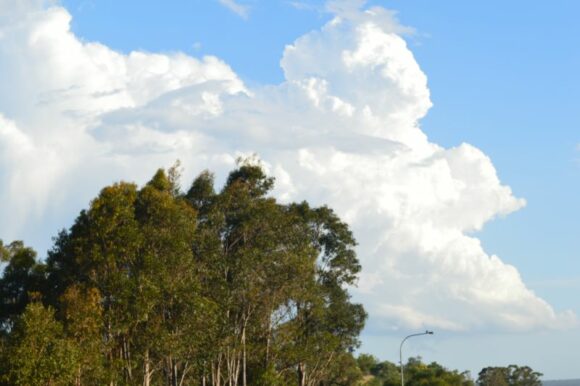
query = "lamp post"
(399, 330, 433, 386)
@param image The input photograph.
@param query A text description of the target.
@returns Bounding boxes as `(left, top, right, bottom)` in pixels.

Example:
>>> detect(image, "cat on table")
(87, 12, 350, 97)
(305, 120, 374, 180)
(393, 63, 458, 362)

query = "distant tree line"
(0, 161, 544, 385)
(476, 365, 542, 386)
(356, 354, 473, 386)
(355, 354, 542, 386)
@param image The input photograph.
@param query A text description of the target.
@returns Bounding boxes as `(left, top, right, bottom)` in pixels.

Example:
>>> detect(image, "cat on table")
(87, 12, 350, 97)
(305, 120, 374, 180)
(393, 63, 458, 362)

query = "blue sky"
(1, 0, 579, 380)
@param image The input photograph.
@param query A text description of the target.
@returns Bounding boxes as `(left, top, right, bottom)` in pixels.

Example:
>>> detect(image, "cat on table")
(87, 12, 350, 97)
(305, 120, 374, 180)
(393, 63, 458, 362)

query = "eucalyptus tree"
(477, 365, 542, 386)
(186, 165, 319, 385)
(59, 285, 106, 385)
(186, 163, 366, 385)
(47, 181, 143, 384)
(1, 161, 367, 386)
(1, 302, 78, 386)
(0, 240, 46, 332)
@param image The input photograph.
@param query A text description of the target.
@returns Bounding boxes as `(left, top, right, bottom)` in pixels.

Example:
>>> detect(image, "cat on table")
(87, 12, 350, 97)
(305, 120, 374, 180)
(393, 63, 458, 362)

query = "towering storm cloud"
(0, 0, 574, 332)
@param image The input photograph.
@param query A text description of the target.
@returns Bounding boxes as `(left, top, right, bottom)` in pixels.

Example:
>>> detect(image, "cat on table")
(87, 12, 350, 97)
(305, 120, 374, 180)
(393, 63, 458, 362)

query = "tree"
(370, 359, 400, 386)
(133, 169, 206, 386)
(404, 358, 473, 386)
(59, 285, 106, 385)
(46, 181, 143, 385)
(2, 302, 78, 386)
(1, 161, 367, 385)
(507, 365, 542, 386)
(0, 240, 46, 331)
(357, 353, 379, 375)
(185, 162, 368, 385)
(357, 356, 474, 386)
(477, 367, 509, 386)
(46, 169, 208, 385)
(477, 365, 542, 386)
(324, 352, 363, 385)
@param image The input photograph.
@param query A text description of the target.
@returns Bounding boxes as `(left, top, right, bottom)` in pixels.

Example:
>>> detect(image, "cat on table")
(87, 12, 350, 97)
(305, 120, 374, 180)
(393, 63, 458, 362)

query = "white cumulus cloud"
(0, 0, 575, 332)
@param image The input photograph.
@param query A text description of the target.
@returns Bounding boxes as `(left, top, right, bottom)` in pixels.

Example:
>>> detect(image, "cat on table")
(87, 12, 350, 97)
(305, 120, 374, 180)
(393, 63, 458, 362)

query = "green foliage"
(357, 353, 380, 374)
(60, 285, 106, 384)
(0, 240, 8, 262)
(2, 302, 78, 386)
(477, 365, 542, 386)
(0, 162, 367, 385)
(325, 352, 364, 385)
(0, 240, 46, 331)
(186, 169, 215, 212)
(358, 355, 475, 386)
(225, 161, 274, 197)
(404, 358, 474, 386)
(370, 358, 400, 385)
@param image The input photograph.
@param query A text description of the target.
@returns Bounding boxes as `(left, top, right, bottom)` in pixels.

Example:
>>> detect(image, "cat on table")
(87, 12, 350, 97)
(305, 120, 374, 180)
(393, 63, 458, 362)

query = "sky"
(0, 0, 578, 380)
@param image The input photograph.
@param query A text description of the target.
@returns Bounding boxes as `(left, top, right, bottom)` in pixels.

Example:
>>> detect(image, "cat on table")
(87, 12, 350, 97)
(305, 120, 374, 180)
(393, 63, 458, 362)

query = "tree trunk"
(122, 336, 132, 382)
(107, 318, 115, 386)
(212, 356, 222, 386)
(178, 362, 190, 386)
(234, 351, 240, 386)
(76, 366, 81, 386)
(172, 361, 178, 386)
(298, 363, 306, 386)
(143, 349, 151, 386)
(242, 323, 247, 386)
(265, 314, 272, 367)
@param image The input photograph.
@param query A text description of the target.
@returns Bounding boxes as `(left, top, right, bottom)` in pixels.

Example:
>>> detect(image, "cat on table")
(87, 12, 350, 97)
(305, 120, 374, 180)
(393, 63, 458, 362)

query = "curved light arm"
(399, 330, 434, 386)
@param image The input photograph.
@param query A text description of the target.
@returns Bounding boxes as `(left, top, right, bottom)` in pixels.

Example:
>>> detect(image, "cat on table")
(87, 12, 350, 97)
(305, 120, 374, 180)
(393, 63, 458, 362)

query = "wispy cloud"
(217, 0, 250, 19)
(287, 1, 323, 12)
(192, 41, 202, 51)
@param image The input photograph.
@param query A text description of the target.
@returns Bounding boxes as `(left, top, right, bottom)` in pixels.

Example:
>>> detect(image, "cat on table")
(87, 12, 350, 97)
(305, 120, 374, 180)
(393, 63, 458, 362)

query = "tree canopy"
(357, 355, 474, 386)
(477, 365, 542, 386)
(0, 162, 366, 385)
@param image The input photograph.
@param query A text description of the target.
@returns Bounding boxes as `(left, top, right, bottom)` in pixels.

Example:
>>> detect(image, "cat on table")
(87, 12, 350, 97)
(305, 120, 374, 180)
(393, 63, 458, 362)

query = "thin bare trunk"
(172, 361, 178, 386)
(265, 313, 272, 367)
(307, 352, 335, 386)
(212, 355, 222, 386)
(242, 322, 247, 386)
(227, 348, 234, 386)
(234, 350, 240, 386)
(122, 336, 132, 381)
(143, 349, 151, 386)
(107, 318, 115, 386)
(76, 366, 81, 386)
(225, 346, 240, 386)
(178, 362, 190, 386)
(298, 363, 306, 386)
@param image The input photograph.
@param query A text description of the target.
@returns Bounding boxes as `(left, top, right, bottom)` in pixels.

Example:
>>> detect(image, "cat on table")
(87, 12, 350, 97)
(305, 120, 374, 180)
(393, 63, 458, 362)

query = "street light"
(399, 330, 433, 386)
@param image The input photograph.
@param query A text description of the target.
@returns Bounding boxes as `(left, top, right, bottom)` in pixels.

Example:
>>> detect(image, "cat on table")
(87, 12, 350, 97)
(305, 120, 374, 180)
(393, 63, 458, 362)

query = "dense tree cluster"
(355, 356, 542, 386)
(0, 163, 366, 385)
(0, 162, 545, 386)
(357, 355, 474, 386)
(476, 365, 542, 386)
